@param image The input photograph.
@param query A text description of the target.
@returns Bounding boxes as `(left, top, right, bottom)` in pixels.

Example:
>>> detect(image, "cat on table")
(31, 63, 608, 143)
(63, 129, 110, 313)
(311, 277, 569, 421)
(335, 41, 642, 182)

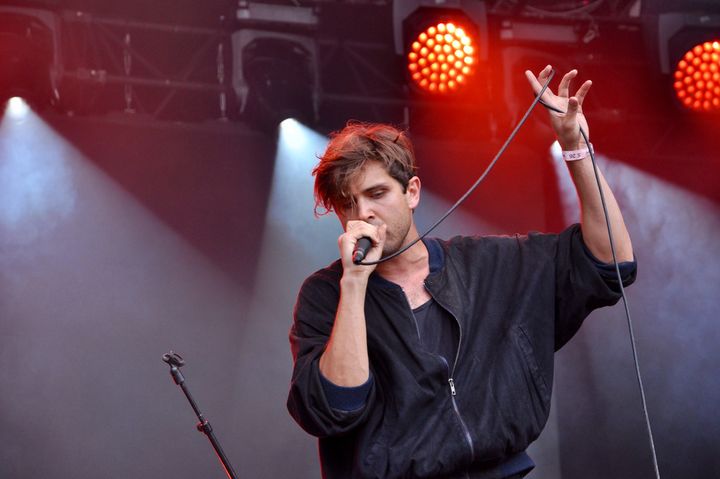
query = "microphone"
(352, 237, 373, 264)
(162, 351, 185, 368)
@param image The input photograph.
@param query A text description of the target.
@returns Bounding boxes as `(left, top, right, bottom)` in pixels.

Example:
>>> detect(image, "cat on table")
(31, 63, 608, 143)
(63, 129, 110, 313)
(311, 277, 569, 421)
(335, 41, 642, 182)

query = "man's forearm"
(318, 276, 371, 387)
(567, 159, 634, 263)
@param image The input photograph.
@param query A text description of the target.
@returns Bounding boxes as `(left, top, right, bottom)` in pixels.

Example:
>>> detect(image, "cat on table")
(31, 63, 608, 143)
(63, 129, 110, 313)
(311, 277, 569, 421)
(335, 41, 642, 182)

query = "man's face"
(335, 161, 420, 256)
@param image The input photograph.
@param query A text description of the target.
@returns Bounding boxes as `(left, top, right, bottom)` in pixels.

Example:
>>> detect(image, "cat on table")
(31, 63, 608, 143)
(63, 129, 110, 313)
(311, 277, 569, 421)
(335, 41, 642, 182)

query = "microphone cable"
(582, 124, 661, 479)
(538, 96, 661, 479)
(358, 69, 662, 479)
(357, 70, 556, 266)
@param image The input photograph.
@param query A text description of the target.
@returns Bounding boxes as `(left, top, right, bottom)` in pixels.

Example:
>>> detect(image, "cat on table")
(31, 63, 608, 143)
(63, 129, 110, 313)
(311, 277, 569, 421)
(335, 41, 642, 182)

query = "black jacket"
(288, 225, 635, 479)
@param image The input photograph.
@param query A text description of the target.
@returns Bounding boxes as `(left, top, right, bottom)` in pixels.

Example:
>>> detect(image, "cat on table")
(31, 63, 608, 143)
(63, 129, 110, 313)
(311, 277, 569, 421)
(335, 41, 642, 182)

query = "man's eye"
(371, 190, 385, 198)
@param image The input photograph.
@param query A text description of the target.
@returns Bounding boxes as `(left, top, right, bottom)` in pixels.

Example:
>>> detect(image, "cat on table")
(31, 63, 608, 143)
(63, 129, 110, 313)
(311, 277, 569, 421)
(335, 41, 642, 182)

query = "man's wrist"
(558, 135, 588, 150)
(340, 274, 370, 290)
(562, 142, 593, 161)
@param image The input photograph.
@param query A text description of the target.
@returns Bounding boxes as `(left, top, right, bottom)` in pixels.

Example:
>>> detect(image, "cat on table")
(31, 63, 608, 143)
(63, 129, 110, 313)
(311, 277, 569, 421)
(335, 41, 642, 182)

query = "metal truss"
(52, 8, 471, 125)
(318, 37, 407, 109)
(50, 6, 413, 124)
(58, 10, 232, 121)
(2, 1, 663, 130)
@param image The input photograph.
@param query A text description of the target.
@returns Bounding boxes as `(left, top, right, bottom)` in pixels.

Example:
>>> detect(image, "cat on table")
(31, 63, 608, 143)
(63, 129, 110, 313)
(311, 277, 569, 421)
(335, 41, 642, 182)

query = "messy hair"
(312, 121, 417, 216)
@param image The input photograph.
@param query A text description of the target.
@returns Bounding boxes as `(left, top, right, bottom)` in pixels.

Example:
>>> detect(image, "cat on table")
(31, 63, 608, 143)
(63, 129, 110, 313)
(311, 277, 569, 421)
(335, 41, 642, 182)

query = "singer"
(287, 66, 636, 478)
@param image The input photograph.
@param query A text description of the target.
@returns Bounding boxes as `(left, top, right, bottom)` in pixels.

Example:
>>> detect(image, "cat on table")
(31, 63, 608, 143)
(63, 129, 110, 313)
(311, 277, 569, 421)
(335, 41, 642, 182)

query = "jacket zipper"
(439, 356, 475, 466)
(428, 285, 476, 465)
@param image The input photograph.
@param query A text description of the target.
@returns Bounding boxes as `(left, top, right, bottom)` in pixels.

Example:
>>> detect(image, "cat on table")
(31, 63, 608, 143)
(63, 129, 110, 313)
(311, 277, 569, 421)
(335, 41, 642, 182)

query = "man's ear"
(406, 176, 421, 210)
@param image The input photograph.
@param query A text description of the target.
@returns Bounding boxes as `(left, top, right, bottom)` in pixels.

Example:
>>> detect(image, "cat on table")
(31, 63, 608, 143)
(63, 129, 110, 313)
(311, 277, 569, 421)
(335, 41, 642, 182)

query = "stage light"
(241, 37, 316, 128)
(658, 11, 720, 112)
(407, 22, 477, 94)
(231, 2, 319, 131)
(279, 118, 308, 150)
(6, 97, 30, 120)
(0, 7, 60, 110)
(393, 0, 488, 96)
(673, 41, 720, 112)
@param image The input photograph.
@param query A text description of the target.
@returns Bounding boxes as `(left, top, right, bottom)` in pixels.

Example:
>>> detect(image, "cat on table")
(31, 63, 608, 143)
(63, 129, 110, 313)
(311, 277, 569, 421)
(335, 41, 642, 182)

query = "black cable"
(357, 70, 556, 265)
(536, 97, 660, 479)
(578, 125, 662, 479)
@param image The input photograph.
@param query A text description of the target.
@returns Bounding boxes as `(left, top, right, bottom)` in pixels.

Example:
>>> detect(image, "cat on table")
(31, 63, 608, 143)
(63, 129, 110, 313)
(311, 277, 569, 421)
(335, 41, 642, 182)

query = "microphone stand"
(162, 351, 239, 479)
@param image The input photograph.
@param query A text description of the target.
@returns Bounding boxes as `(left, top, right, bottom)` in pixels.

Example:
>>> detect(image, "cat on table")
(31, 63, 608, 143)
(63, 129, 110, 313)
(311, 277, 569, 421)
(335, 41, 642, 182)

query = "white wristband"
(562, 143, 593, 161)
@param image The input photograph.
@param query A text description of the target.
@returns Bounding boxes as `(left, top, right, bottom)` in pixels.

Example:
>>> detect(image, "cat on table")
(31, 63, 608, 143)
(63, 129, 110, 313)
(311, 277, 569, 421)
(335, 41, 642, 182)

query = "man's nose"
(355, 198, 374, 221)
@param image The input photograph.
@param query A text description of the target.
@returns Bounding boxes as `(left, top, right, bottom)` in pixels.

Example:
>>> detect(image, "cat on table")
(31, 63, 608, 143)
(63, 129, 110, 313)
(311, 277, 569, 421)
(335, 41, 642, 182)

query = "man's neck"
(375, 232, 429, 282)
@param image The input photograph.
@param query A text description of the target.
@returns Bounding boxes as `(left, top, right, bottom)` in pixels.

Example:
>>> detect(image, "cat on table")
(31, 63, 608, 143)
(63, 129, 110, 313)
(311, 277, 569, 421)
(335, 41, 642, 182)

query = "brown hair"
(313, 121, 417, 216)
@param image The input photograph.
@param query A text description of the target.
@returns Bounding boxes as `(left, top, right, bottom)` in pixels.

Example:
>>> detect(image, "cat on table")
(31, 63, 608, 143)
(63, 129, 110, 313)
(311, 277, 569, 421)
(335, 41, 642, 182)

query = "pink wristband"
(562, 143, 593, 161)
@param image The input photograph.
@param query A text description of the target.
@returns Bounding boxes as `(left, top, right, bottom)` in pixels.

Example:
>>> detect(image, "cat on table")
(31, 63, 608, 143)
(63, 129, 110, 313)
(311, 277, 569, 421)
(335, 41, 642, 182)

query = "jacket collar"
(368, 237, 445, 288)
(422, 237, 445, 274)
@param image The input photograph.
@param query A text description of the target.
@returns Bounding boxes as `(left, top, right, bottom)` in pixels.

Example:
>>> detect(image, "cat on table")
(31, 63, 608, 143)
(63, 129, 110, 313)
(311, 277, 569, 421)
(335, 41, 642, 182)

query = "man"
(287, 66, 636, 478)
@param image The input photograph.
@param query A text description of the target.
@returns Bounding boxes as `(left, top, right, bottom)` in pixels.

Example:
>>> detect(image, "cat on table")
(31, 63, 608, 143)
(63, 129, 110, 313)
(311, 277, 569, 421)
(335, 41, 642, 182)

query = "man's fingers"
(558, 69, 577, 98)
(566, 97, 580, 120)
(575, 80, 592, 105)
(524, 70, 542, 94)
(525, 66, 555, 99)
(346, 220, 383, 245)
(538, 64, 552, 80)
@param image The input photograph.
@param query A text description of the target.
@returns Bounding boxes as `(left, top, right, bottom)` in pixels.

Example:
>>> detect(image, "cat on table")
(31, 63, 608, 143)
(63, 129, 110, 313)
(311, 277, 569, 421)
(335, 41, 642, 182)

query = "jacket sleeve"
(286, 269, 376, 438)
(549, 224, 637, 350)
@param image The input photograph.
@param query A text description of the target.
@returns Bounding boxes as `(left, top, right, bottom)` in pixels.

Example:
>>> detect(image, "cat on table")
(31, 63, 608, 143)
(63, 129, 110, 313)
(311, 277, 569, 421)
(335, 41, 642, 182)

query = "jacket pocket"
(464, 326, 552, 457)
(514, 325, 551, 405)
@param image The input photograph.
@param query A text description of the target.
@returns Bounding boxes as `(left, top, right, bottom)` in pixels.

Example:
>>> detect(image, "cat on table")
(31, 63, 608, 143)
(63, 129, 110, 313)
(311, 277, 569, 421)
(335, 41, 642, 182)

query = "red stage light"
(407, 22, 477, 94)
(673, 40, 720, 112)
